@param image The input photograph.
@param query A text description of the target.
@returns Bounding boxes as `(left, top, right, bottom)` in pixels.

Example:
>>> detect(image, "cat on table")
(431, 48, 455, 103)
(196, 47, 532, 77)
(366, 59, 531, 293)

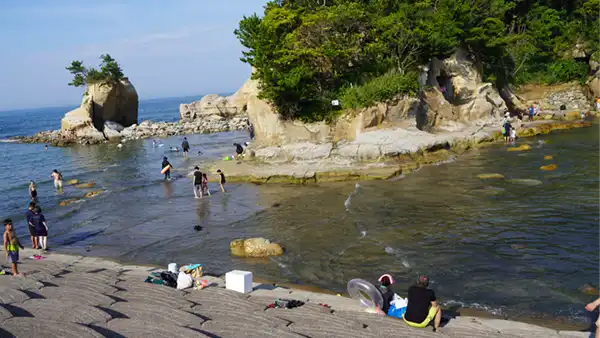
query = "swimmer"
(50, 170, 63, 190)
(152, 140, 157, 147)
(44, 145, 48, 151)
(28, 181, 37, 200)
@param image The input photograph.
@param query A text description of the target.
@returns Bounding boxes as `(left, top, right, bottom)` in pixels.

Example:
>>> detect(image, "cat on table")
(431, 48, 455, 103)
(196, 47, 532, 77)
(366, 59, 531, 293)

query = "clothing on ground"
(235, 143, 244, 154)
(404, 285, 437, 324)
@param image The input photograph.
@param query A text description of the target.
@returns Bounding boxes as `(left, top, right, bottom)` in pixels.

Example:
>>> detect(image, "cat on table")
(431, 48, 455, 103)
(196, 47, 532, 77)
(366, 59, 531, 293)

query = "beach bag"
(387, 294, 408, 318)
(177, 271, 193, 290)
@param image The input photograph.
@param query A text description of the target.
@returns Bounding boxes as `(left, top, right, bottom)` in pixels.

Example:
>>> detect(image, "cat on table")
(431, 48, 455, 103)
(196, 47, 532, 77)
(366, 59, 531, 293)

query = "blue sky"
(0, 0, 266, 110)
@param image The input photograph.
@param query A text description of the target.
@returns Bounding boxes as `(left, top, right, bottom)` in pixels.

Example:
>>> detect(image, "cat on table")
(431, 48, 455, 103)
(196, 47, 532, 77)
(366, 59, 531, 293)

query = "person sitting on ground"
(233, 143, 244, 159)
(586, 298, 600, 337)
(193, 166, 203, 199)
(403, 274, 442, 332)
(378, 274, 395, 314)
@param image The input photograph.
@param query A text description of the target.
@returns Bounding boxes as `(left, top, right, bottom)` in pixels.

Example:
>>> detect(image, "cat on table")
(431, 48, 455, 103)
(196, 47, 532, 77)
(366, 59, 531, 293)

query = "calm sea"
(0, 98, 598, 326)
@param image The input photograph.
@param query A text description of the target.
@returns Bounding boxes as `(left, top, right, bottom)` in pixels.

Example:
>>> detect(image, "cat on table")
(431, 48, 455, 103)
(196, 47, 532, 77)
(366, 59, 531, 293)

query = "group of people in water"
(160, 137, 230, 199)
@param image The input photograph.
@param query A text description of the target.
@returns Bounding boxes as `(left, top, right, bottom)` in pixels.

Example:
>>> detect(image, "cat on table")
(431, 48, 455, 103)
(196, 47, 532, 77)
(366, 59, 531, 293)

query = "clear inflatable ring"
(347, 278, 383, 309)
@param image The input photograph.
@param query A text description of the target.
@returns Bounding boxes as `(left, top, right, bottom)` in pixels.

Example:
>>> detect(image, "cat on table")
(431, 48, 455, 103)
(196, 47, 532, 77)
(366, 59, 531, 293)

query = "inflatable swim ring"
(347, 278, 383, 309)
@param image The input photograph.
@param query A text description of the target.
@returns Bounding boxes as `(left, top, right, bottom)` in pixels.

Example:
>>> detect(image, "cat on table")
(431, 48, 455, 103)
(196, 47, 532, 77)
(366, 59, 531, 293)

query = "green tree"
(65, 55, 125, 87)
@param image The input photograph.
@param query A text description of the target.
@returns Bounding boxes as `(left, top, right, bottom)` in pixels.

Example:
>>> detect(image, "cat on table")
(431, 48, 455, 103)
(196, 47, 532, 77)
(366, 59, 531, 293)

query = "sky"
(0, 0, 266, 110)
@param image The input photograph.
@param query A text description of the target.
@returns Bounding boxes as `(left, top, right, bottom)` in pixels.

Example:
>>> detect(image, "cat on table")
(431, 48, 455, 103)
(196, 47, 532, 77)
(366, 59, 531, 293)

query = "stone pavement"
(0, 250, 592, 337)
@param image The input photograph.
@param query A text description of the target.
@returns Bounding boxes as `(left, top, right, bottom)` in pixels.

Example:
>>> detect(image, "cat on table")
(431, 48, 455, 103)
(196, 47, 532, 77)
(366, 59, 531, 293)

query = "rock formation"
(230, 238, 283, 258)
(61, 78, 138, 142)
(179, 77, 256, 121)
(417, 49, 507, 131)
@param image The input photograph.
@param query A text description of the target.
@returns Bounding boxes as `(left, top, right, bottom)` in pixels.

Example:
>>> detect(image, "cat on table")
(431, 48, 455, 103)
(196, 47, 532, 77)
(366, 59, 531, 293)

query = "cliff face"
(216, 49, 508, 146)
(61, 78, 138, 141)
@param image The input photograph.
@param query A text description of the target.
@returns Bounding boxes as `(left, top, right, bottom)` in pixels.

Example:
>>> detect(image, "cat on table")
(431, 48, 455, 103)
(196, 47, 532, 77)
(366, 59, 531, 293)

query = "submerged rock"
(507, 144, 531, 152)
(74, 182, 96, 189)
(230, 237, 284, 258)
(477, 173, 505, 179)
(84, 190, 103, 198)
(543, 155, 553, 160)
(67, 179, 79, 185)
(540, 164, 557, 171)
(507, 179, 543, 186)
(59, 198, 81, 207)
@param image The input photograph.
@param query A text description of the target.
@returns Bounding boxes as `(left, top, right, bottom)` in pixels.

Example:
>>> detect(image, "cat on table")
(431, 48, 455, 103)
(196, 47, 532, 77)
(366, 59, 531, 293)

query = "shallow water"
(1, 103, 598, 323)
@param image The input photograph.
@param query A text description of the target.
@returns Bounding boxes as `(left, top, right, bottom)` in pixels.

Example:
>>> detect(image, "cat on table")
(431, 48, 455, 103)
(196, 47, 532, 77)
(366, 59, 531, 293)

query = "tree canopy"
(66, 54, 125, 87)
(235, 0, 599, 122)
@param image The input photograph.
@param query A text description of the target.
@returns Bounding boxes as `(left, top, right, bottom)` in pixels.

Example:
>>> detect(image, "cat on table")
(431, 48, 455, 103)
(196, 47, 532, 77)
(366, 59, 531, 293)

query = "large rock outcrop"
(61, 78, 138, 141)
(179, 78, 256, 121)
(417, 49, 507, 131)
(230, 238, 283, 258)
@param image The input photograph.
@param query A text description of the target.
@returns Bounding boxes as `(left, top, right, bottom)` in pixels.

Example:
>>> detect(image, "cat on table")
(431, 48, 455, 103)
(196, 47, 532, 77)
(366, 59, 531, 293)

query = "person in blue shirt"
(528, 105, 535, 121)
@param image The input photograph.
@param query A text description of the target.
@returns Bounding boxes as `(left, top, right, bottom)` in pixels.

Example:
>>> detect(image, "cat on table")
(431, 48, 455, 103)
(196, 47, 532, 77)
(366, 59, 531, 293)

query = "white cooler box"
(225, 270, 253, 294)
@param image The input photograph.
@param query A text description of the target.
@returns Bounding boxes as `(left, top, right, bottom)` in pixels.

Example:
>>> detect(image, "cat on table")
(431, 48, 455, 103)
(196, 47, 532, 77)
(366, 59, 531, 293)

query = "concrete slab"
(38, 286, 115, 307)
(2, 317, 104, 337)
(106, 318, 211, 337)
(16, 299, 111, 325)
(0, 287, 30, 304)
(113, 290, 193, 309)
(110, 301, 205, 328)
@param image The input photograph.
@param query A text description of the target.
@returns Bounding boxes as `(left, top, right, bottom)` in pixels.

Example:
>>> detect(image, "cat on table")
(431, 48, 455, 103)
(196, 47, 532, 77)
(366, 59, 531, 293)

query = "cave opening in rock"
(436, 71, 455, 104)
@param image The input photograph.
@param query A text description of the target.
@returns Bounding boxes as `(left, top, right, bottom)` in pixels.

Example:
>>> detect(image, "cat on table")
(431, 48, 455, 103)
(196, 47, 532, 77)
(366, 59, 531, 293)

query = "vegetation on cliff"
(236, 0, 599, 122)
(66, 54, 125, 87)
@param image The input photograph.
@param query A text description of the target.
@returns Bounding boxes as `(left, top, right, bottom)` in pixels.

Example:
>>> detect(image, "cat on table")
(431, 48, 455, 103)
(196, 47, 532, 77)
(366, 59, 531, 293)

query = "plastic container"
(225, 270, 253, 294)
(168, 263, 178, 273)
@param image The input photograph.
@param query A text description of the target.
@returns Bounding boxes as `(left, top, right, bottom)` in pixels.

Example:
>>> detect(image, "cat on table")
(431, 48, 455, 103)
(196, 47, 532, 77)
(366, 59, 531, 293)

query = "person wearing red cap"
(403, 274, 442, 332)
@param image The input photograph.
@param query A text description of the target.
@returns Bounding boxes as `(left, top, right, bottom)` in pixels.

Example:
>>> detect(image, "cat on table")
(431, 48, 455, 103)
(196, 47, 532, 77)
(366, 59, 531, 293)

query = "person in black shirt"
(217, 169, 226, 192)
(182, 137, 190, 158)
(403, 274, 442, 332)
(162, 157, 172, 180)
(378, 274, 395, 314)
(233, 143, 244, 159)
(192, 166, 203, 198)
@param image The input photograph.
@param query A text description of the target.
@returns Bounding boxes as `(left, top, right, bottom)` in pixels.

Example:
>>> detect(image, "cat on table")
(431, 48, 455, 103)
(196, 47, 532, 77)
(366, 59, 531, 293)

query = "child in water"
(202, 173, 211, 196)
(3, 219, 25, 276)
(28, 181, 37, 200)
(217, 169, 226, 192)
(51, 170, 63, 190)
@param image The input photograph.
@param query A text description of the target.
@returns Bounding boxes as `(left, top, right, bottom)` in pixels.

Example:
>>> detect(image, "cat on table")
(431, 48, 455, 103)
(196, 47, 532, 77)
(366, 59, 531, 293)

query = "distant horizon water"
(0, 92, 235, 115)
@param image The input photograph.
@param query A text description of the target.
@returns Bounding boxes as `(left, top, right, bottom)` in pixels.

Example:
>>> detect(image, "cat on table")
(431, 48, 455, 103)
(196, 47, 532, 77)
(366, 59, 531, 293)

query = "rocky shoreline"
(210, 119, 594, 184)
(12, 116, 249, 146)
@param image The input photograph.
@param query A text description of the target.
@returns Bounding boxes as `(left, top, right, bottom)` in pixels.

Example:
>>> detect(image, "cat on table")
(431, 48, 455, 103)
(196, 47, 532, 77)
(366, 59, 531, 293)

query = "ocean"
(0, 98, 598, 326)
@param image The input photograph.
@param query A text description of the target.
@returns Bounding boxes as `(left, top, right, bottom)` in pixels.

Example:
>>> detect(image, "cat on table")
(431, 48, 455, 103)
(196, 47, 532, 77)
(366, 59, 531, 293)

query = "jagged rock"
(230, 238, 284, 258)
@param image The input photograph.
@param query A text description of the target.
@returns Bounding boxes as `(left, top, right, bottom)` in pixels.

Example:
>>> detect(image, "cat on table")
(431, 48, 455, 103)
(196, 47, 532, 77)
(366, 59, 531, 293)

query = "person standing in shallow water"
(585, 298, 600, 338)
(181, 137, 190, 158)
(28, 181, 37, 200)
(217, 169, 226, 192)
(403, 275, 442, 332)
(25, 202, 37, 249)
(193, 166, 203, 198)
(162, 157, 172, 180)
(51, 170, 63, 190)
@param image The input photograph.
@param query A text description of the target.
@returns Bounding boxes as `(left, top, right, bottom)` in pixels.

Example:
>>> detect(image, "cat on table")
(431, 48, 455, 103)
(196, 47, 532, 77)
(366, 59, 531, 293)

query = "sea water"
(0, 101, 598, 324)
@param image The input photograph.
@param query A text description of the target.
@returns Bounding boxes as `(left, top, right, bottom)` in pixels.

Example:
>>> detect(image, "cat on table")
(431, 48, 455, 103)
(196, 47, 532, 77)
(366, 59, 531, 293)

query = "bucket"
(168, 263, 178, 273)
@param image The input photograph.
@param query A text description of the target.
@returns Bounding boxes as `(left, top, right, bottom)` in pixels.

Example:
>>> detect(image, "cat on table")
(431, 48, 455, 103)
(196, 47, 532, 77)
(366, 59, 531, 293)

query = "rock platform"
(0, 250, 591, 337)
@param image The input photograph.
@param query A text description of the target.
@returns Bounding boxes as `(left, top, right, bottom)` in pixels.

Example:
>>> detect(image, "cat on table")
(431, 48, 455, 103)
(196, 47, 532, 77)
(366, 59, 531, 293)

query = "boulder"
(507, 144, 531, 152)
(477, 173, 505, 179)
(60, 78, 138, 142)
(230, 238, 283, 258)
(540, 164, 557, 171)
(74, 182, 96, 189)
(418, 49, 506, 131)
(84, 190, 103, 198)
